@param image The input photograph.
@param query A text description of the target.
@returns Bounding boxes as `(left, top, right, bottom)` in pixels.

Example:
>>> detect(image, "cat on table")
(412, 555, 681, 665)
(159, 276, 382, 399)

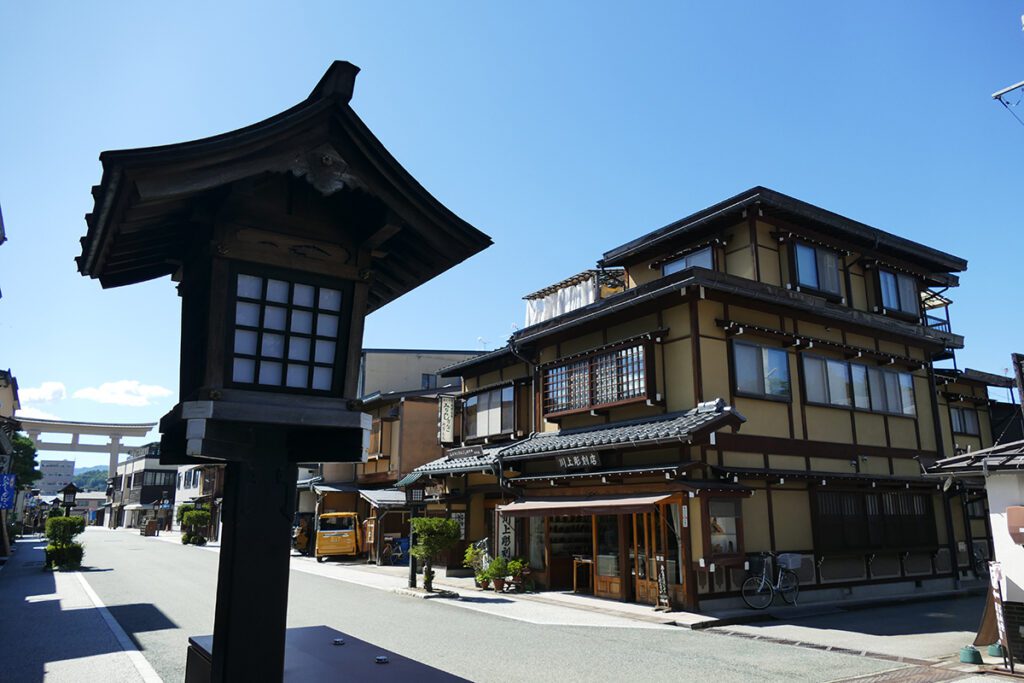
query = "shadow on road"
(0, 537, 177, 681)
(754, 594, 986, 637)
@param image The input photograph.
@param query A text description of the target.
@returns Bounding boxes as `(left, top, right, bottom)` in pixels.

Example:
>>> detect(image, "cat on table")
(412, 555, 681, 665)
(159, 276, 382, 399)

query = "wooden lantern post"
(77, 62, 491, 682)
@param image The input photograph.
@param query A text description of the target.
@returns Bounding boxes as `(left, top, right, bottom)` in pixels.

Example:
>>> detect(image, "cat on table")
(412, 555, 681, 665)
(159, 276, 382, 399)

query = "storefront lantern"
(76, 62, 491, 682)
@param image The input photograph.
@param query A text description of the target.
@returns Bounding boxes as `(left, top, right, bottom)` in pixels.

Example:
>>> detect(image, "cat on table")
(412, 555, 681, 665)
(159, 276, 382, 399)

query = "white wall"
(987, 473, 1024, 602)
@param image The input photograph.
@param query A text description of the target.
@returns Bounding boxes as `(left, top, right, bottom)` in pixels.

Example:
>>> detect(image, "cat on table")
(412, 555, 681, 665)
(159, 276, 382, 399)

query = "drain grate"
(832, 666, 967, 682)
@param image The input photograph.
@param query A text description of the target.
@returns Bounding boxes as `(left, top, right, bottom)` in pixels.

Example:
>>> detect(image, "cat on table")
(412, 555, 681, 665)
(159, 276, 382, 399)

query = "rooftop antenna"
(992, 15, 1024, 129)
(476, 336, 489, 350)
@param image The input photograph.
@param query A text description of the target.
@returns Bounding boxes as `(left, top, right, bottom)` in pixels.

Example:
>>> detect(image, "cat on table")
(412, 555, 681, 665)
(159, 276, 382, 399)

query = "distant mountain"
(74, 465, 107, 475)
(72, 468, 109, 492)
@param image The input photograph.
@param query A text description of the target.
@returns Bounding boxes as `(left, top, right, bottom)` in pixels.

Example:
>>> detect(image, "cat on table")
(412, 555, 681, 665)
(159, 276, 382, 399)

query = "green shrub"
(194, 536, 207, 546)
(45, 516, 85, 546)
(463, 545, 484, 572)
(507, 558, 526, 577)
(177, 502, 210, 524)
(410, 517, 461, 592)
(181, 533, 192, 544)
(45, 542, 84, 570)
(486, 556, 508, 581)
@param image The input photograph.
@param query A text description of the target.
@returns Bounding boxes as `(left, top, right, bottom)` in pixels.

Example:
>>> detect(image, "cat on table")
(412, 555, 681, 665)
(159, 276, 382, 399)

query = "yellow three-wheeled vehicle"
(315, 512, 363, 562)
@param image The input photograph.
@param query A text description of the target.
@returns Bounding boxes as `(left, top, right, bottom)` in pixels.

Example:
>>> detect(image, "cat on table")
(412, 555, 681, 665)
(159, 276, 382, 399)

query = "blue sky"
(1, 3, 1022, 467)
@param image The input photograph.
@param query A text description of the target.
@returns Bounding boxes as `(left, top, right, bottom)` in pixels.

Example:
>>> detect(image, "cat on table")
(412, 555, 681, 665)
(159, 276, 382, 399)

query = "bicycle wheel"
(741, 575, 774, 609)
(778, 569, 800, 605)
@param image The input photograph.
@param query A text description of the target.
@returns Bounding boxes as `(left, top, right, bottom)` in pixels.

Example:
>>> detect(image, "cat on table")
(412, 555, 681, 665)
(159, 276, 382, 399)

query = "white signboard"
(498, 513, 518, 559)
(438, 396, 455, 444)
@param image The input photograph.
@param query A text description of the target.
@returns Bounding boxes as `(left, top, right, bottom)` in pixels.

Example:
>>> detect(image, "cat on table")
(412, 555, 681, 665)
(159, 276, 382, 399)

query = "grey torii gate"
(19, 417, 157, 478)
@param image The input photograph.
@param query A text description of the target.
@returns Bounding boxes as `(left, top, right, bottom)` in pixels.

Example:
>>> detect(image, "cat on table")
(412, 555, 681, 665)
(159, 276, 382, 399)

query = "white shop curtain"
(525, 276, 598, 327)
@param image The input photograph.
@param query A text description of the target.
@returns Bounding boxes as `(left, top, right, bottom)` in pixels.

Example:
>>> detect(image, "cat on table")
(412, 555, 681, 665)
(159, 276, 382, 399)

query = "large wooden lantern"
(76, 62, 490, 682)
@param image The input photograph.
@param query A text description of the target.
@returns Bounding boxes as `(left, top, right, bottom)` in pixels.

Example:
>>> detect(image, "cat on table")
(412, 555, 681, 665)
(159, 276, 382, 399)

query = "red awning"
(496, 493, 674, 517)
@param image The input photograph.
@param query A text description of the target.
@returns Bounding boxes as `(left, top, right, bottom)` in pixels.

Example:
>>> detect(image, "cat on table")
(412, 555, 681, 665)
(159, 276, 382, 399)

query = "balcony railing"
(925, 314, 950, 333)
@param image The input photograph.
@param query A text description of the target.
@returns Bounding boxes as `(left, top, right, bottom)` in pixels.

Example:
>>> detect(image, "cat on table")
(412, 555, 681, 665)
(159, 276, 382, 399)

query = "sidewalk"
(0, 536, 160, 683)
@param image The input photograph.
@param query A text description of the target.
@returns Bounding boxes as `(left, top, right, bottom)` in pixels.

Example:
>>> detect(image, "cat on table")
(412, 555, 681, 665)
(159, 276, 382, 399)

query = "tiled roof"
(408, 445, 502, 478)
(359, 489, 406, 508)
(498, 399, 744, 461)
(928, 439, 1024, 474)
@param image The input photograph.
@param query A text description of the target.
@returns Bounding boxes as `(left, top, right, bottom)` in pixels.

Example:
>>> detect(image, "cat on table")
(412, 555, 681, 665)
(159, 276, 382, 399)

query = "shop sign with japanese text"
(556, 452, 601, 471)
(0, 474, 15, 510)
(498, 513, 517, 559)
(438, 396, 456, 444)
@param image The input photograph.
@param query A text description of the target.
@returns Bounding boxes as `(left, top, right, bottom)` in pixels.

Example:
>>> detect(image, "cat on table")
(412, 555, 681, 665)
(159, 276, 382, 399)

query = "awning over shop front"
(359, 489, 406, 508)
(497, 493, 674, 517)
(311, 482, 360, 495)
(123, 503, 156, 511)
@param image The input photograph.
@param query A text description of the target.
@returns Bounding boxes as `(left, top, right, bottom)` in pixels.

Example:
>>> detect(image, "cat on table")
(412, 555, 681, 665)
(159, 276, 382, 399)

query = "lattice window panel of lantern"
(231, 273, 343, 392)
(543, 342, 649, 417)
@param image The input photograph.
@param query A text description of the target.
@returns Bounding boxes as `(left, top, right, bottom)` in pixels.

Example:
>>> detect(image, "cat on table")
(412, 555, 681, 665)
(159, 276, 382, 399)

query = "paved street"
(0, 528, 995, 682)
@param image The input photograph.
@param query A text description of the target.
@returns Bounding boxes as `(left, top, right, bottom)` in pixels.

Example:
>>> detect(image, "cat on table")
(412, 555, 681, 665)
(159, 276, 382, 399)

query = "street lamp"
(76, 62, 490, 682)
(59, 483, 79, 517)
(404, 485, 425, 588)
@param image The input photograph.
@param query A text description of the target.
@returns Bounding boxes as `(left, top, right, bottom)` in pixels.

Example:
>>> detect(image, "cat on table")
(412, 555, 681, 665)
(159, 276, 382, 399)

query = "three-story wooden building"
(411, 187, 985, 611)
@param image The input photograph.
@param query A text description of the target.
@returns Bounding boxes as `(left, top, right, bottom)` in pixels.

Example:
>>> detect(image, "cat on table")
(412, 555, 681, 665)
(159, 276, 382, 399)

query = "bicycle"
(972, 548, 990, 580)
(741, 552, 800, 610)
(379, 542, 405, 566)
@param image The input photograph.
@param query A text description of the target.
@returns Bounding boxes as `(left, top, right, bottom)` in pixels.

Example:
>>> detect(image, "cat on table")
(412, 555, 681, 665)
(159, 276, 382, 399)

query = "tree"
(72, 467, 108, 492)
(10, 433, 40, 487)
(409, 517, 461, 592)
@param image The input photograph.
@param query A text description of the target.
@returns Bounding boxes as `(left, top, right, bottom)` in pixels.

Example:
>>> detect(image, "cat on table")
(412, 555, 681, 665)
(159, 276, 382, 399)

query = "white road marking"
(75, 571, 164, 683)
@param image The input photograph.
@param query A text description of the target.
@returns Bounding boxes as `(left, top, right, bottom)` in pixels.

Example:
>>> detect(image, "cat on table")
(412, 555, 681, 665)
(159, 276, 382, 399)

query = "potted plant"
(489, 556, 508, 592)
(507, 558, 529, 592)
(464, 545, 487, 588)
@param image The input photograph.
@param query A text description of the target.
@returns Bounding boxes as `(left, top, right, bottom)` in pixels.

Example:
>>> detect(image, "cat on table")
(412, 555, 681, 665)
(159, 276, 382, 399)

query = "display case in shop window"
(548, 516, 591, 557)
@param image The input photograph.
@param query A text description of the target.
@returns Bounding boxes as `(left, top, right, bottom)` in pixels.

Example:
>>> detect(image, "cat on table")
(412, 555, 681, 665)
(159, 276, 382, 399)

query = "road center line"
(75, 571, 164, 683)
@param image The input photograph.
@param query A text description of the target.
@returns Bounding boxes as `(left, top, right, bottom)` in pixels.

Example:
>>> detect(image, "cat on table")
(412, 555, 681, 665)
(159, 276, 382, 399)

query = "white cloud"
(15, 406, 62, 420)
(19, 381, 67, 403)
(72, 380, 173, 407)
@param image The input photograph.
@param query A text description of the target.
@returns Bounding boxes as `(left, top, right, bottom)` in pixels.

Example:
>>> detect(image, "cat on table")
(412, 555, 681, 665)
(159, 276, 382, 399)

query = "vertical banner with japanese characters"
(438, 395, 456, 444)
(0, 474, 15, 510)
(497, 511, 518, 559)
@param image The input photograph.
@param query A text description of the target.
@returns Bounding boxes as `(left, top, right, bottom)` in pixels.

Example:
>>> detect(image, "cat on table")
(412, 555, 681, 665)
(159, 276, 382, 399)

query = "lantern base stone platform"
(185, 626, 467, 682)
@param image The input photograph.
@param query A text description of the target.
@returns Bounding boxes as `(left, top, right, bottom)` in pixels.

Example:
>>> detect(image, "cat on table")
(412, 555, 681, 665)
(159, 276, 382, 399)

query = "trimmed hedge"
(182, 509, 212, 546)
(45, 516, 85, 546)
(45, 542, 84, 570)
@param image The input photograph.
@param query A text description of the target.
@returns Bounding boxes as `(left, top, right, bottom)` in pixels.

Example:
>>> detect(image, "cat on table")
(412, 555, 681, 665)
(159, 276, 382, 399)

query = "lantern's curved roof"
(77, 61, 492, 312)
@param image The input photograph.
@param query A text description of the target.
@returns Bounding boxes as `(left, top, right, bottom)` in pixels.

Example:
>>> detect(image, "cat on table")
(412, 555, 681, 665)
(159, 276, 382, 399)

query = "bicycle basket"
(777, 553, 802, 570)
(747, 554, 772, 575)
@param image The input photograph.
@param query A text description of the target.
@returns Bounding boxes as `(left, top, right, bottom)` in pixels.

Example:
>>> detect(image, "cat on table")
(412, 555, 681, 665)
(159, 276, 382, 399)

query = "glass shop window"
(529, 516, 546, 570)
(708, 499, 742, 557)
(596, 515, 620, 577)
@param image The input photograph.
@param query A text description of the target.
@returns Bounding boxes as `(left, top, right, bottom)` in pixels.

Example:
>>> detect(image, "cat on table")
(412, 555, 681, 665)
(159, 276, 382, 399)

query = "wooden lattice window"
(543, 342, 649, 417)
